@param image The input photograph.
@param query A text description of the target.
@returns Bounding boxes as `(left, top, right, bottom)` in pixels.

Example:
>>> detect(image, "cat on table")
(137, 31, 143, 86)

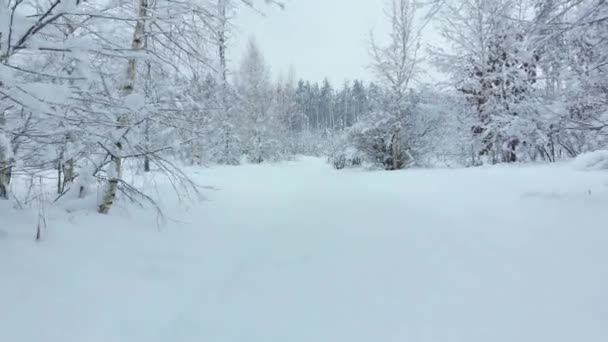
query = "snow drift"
(1, 158, 608, 342)
(573, 150, 608, 171)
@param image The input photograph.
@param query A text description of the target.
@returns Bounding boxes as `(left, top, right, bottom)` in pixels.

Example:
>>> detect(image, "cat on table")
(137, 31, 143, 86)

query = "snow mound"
(573, 150, 608, 171)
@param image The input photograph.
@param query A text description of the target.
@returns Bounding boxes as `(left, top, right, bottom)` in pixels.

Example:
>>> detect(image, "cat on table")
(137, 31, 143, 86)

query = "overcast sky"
(231, 0, 394, 84)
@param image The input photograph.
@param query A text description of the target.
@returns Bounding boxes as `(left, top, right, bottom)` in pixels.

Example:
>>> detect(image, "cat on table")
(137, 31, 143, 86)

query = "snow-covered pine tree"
(319, 78, 335, 132)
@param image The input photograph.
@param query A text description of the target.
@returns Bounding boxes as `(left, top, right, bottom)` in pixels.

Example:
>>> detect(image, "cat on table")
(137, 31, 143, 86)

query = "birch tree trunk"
(63, 134, 76, 186)
(143, 40, 152, 172)
(0, 111, 10, 200)
(98, 0, 148, 214)
(218, 0, 228, 90)
(218, 0, 230, 155)
(1, 43, 11, 199)
(143, 111, 151, 172)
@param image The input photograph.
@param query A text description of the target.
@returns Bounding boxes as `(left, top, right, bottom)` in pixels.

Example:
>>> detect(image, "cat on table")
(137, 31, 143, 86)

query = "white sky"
(231, 0, 445, 85)
(231, 0, 391, 84)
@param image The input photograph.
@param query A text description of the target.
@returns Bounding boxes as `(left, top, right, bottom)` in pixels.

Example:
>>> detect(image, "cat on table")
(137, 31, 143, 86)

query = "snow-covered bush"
(572, 150, 608, 171)
(247, 135, 281, 164)
(344, 111, 415, 170)
(329, 147, 363, 170)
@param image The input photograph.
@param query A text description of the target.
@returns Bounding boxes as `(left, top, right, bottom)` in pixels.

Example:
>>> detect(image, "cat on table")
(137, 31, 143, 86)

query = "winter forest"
(1, 0, 608, 341)
(1, 0, 607, 209)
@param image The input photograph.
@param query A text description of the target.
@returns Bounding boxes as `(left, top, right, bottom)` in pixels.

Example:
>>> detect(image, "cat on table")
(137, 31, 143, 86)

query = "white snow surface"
(1, 157, 608, 342)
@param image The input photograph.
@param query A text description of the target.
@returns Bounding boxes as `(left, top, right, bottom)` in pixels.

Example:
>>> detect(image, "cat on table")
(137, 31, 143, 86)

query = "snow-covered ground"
(1, 157, 608, 342)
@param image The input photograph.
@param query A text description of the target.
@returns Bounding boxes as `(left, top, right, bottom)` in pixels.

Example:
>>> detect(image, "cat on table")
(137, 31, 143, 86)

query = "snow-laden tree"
(435, 0, 543, 164)
(346, 0, 426, 170)
(318, 78, 335, 132)
(273, 69, 303, 155)
(235, 37, 282, 163)
(531, 0, 608, 157)
(433, 0, 607, 164)
(1, 0, 84, 199)
(200, 0, 244, 166)
(0, 0, 282, 213)
(333, 81, 351, 131)
(350, 80, 370, 126)
(278, 73, 303, 132)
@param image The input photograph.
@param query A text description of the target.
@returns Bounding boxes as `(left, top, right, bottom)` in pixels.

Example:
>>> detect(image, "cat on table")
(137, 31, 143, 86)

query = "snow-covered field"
(1, 157, 608, 342)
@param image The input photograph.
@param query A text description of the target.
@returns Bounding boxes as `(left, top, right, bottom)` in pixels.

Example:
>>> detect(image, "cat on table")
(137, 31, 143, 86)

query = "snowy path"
(2, 158, 608, 342)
